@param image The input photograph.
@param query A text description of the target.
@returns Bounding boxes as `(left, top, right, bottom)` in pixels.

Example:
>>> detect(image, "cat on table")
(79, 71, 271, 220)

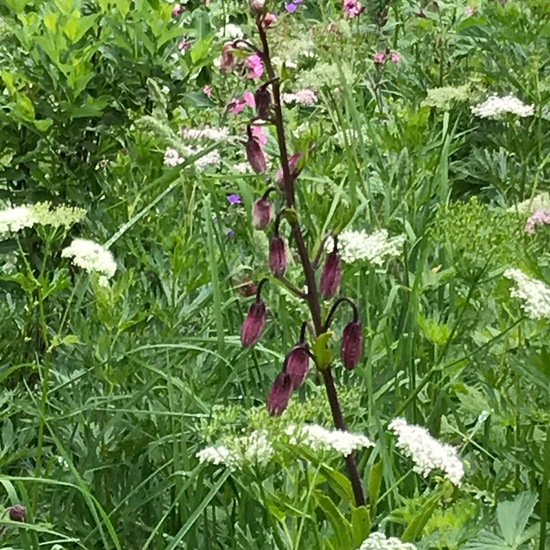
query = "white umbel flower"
(358, 532, 417, 550)
(282, 89, 318, 106)
(61, 239, 117, 285)
(286, 424, 373, 457)
(338, 229, 405, 265)
(197, 430, 275, 470)
(504, 268, 550, 321)
(0, 206, 36, 237)
(389, 418, 464, 485)
(471, 94, 534, 119)
(181, 126, 230, 141)
(164, 148, 184, 167)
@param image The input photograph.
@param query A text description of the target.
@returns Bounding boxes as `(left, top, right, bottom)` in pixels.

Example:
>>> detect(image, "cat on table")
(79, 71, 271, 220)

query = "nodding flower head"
(249, 0, 265, 13)
(262, 12, 277, 29)
(241, 282, 268, 348)
(269, 235, 287, 277)
(220, 42, 237, 73)
(8, 504, 26, 523)
(286, 344, 310, 389)
(341, 320, 363, 369)
(252, 198, 273, 230)
(267, 371, 292, 416)
(254, 84, 272, 120)
(245, 127, 267, 174)
(276, 152, 303, 188)
(320, 242, 342, 299)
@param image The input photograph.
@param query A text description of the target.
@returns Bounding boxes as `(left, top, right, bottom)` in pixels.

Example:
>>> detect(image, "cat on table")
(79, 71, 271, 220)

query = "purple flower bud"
(320, 249, 342, 299)
(8, 504, 26, 523)
(341, 321, 363, 369)
(252, 198, 273, 230)
(269, 235, 287, 277)
(246, 134, 267, 174)
(254, 86, 271, 119)
(241, 300, 267, 347)
(286, 344, 310, 389)
(276, 152, 303, 188)
(267, 371, 292, 416)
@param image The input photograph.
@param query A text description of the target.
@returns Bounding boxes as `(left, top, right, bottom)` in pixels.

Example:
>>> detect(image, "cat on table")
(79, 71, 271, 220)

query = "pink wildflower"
(465, 5, 476, 16)
(262, 13, 277, 29)
(251, 125, 268, 146)
(525, 209, 550, 234)
(391, 52, 401, 63)
(245, 54, 264, 79)
(243, 90, 256, 107)
(203, 85, 212, 97)
(178, 39, 190, 51)
(228, 97, 246, 115)
(373, 51, 386, 64)
(172, 3, 183, 17)
(343, 0, 363, 18)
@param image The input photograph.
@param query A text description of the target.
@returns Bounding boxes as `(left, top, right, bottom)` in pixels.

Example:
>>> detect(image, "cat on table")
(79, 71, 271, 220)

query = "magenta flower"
(373, 51, 386, 64)
(172, 3, 183, 17)
(178, 39, 190, 51)
(243, 90, 256, 107)
(262, 12, 277, 29)
(343, 0, 363, 18)
(203, 85, 212, 97)
(390, 52, 401, 63)
(245, 54, 264, 79)
(251, 125, 268, 146)
(227, 194, 242, 205)
(228, 97, 246, 115)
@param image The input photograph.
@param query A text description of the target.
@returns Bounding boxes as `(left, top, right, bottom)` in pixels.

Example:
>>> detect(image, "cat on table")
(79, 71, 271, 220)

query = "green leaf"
(312, 331, 333, 369)
(351, 505, 371, 548)
(315, 493, 353, 550)
(496, 491, 537, 546)
(368, 461, 383, 518)
(34, 118, 53, 132)
(190, 35, 214, 64)
(402, 490, 444, 542)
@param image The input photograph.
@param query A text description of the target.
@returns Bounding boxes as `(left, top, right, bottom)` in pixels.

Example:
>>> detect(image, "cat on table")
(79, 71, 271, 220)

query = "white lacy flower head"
(471, 94, 534, 119)
(197, 430, 275, 470)
(358, 532, 416, 550)
(233, 162, 251, 174)
(216, 23, 243, 39)
(0, 206, 37, 237)
(338, 229, 405, 265)
(504, 268, 550, 321)
(507, 192, 550, 214)
(282, 89, 318, 106)
(389, 418, 464, 485)
(164, 147, 184, 167)
(61, 239, 117, 285)
(181, 126, 230, 141)
(0, 202, 86, 239)
(285, 424, 373, 457)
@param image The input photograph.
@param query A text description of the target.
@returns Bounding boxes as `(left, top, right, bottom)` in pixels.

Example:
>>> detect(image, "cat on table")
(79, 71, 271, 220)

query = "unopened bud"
(252, 198, 273, 229)
(262, 12, 277, 29)
(276, 152, 303, 188)
(8, 504, 26, 523)
(249, 0, 265, 13)
(269, 235, 287, 277)
(254, 85, 271, 119)
(220, 42, 237, 73)
(246, 132, 267, 174)
(241, 300, 267, 347)
(267, 371, 292, 416)
(320, 249, 342, 299)
(340, 321, 363, 369)
(286, 345, 310, 389)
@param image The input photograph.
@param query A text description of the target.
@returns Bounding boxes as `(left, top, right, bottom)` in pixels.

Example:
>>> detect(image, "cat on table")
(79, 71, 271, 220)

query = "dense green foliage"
(0, 0, 549, 548)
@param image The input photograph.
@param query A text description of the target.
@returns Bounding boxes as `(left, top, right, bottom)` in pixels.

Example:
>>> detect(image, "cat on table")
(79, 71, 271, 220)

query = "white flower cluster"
(0, 202, 86, 240)
(504, 268, 550, 321)
(338, 229, 405, 265)
(181, 126, 230, 141)
(286, 424, 373, 457)
(282, 89, 318, 106)
(389, 418, 464, 485)
(163, 146, 221, 171)
(61, 238, 117, 286)
(216, 23, 243, 39)
(471, 94, 534, 119)
(507, 192, 550, 214)
(197, 430, 275, 470)
(358, 532, 416, 550)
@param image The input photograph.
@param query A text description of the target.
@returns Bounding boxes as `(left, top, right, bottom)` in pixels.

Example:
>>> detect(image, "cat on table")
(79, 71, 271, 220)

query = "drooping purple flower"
(269, 235, 287, 277)
(246, 126, 267, 173)
(267, 371, 292, 416)
(241, 300, 267, 347)
(286, 344, 310, 389)
(320, 249, 342, 299)
(254, 85, 272, 119)
(227, 193, 242, 205)
(252, 198, 273, 229)
(341, 321, 363, 369)
(276, 152, 303, 188)
(8, 504, 26, 523)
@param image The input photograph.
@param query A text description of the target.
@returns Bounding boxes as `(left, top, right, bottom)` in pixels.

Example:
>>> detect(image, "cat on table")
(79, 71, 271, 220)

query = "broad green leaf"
(402, 490, 444, 542)
(315, 493, 353, 550)
(190, 35, 214, 64)
(351, 505, 370, 548)
(496, 491, 537, 546)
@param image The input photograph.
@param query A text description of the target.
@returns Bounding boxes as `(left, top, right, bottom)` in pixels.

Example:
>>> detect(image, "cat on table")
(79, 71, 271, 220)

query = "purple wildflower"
(227, 194, 242, 205)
